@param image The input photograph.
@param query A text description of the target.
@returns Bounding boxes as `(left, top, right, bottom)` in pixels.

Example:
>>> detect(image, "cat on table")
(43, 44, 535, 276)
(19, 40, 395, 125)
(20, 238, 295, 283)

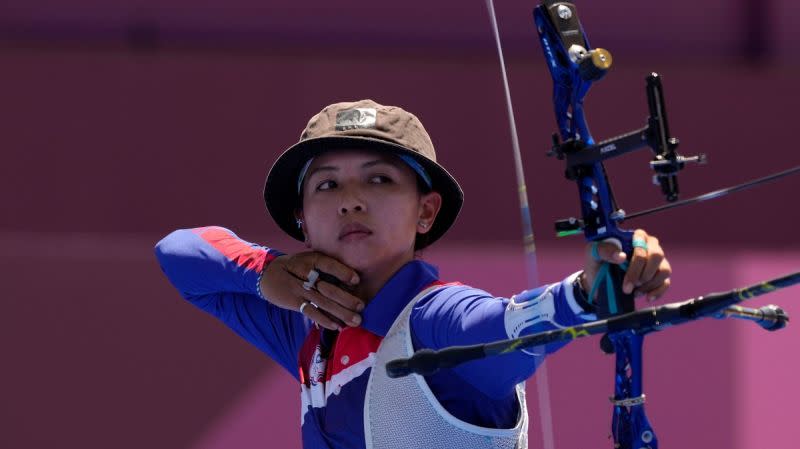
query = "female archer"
(155, 99, 671, 448)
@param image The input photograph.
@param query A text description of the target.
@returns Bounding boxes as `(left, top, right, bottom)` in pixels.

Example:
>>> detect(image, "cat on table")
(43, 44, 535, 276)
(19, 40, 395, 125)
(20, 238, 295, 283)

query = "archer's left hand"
(581, 229, 672, 302)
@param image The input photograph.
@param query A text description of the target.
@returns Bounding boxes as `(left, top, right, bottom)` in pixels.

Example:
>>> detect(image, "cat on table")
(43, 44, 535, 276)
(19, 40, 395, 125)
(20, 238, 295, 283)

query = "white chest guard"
(364, 285, 528, 449)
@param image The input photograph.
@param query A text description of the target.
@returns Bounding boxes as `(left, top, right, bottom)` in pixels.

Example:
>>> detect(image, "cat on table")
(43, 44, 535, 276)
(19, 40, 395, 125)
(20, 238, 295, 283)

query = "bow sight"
(538, 1, 707, 239)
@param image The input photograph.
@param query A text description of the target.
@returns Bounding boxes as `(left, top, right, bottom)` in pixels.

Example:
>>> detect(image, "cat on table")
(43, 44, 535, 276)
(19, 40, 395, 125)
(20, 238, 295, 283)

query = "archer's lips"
(338, 222, 373, 241)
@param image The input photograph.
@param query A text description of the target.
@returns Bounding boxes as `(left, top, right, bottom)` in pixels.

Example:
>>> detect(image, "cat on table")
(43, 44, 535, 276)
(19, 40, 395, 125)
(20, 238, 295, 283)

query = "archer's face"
(299, 149, 440, 273)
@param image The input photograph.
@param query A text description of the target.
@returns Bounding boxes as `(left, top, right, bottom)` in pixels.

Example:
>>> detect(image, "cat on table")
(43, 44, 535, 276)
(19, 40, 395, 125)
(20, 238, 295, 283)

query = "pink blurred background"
(2, 1, 798, 448)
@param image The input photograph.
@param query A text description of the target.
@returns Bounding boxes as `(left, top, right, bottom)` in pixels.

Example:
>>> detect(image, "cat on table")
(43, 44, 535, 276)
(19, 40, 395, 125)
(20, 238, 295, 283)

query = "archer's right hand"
(260, 252, 364, 330)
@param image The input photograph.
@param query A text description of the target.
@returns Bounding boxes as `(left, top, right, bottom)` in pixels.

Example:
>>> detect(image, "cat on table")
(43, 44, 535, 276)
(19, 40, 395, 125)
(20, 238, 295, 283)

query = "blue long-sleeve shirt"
(154, 226, 595, 449)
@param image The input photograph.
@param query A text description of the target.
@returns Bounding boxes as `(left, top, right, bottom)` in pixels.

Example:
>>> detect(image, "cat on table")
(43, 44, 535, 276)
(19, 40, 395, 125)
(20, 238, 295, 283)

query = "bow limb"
(484, 2, 555, 449)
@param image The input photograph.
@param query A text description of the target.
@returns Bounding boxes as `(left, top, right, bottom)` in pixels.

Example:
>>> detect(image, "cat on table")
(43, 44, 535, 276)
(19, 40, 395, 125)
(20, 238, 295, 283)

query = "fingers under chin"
(316, 281, 364, 311)
(315, 259, 360, 286)
(304, 288, 361, 326)
(285, 255, 313, 280)
(302, 305, 343, 331)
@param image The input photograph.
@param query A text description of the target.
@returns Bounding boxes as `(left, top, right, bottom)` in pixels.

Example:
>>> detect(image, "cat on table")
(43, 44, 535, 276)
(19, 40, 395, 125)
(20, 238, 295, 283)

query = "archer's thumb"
(589, 241, 627, 265)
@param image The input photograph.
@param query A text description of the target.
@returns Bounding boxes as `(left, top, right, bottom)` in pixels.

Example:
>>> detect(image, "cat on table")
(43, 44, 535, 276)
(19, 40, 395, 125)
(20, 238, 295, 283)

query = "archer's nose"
(338, 189, 366, 215)
(339, 203, 364, 215)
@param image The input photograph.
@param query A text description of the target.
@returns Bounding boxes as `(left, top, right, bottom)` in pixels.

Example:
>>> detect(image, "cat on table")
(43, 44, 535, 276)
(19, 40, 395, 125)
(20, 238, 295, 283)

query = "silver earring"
(419, 221, 428, 229)
(296, 218, 304, 229)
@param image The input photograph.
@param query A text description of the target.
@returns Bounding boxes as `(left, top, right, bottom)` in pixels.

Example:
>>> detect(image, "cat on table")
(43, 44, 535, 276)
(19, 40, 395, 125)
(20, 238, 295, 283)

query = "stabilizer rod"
(386, 271, 798, 378)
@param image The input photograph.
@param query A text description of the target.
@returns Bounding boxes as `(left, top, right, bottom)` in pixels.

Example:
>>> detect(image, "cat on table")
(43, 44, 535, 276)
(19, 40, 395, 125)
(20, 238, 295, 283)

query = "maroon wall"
(3, 49, 798, 246)
(2, 1, 799, 448)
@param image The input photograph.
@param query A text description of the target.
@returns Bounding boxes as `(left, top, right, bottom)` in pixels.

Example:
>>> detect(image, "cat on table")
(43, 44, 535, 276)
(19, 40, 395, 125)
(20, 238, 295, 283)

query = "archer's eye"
(316, 180, 337, 191)
(369, 175, 393, 184)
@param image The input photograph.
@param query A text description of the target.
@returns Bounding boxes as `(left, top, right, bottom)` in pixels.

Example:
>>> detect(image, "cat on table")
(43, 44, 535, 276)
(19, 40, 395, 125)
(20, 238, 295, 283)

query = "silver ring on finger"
(299, 301, 310, 314)
(299, 300, 317, 315)
(302, 269, 320, 291)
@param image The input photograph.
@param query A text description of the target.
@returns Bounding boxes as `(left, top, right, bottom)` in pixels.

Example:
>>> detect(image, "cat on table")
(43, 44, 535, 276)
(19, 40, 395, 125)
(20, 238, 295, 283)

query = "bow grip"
(592, 231, 636, 320)
(604, 263, 637, 315)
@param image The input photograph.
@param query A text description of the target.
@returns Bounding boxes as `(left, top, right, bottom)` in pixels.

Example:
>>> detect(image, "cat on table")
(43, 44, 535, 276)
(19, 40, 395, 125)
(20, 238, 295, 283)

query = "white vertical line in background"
(484, 1, 556, 449)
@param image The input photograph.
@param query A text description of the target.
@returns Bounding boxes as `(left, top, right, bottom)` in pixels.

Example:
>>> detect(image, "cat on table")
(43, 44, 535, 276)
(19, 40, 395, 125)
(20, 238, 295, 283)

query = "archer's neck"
(352, 251, 415, 303)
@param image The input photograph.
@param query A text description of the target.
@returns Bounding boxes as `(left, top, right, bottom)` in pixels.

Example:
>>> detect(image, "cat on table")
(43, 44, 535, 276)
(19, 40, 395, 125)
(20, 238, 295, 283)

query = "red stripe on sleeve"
(195, 227, 272, 272)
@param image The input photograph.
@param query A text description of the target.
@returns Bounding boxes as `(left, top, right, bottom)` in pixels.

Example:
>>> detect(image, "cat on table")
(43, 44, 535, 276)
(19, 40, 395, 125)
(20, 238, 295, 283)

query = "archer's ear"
(294, 210, 311, 246)
(417, 191, 442, 234)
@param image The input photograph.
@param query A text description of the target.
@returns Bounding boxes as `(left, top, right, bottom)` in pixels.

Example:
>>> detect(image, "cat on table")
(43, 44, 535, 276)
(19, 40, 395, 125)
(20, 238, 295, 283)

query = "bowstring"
(484, 1, 556, 448)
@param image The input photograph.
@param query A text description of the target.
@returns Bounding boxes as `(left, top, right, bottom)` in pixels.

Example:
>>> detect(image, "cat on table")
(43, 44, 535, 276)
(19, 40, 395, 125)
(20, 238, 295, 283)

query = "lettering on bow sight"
(600, 143, 617, 154)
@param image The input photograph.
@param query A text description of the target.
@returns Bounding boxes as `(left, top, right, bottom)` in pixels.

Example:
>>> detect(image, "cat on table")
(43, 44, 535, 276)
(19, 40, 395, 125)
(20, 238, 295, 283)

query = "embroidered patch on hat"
(335, 108, 377, 131)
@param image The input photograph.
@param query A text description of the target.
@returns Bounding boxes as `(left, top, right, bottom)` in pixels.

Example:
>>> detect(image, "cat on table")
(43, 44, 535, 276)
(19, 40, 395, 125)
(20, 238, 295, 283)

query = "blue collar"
(360, 260, 440, 337)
